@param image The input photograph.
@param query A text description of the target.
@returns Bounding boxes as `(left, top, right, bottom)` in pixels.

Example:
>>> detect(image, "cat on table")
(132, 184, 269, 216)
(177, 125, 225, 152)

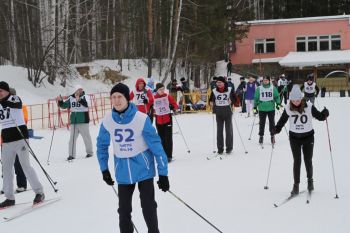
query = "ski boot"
(259, 136, 263, 144)
(0, 199, 15, 208)
(290, 184, 299, 196)
(271, 135, 275, 145)
(307, 179, 314, 191)
(33, 193, 45, 205)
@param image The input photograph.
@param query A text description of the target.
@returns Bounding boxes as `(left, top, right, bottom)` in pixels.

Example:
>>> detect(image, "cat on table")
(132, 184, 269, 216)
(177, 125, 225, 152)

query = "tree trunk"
(161, 0, 182, 84)
(9, 0, 17, 64)
(74, 0, 81, 63)
(167, 0, 174, 60)
(91, 1, 97, 60)
(147, 0, 153, 78)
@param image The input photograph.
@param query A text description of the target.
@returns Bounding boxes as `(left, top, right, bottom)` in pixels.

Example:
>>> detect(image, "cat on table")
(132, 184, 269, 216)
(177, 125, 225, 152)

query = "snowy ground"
(0, 97, 349, 233)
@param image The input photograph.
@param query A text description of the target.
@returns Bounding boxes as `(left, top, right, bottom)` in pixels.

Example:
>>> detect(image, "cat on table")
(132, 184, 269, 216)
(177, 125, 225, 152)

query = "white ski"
(3, 197, 61, 222)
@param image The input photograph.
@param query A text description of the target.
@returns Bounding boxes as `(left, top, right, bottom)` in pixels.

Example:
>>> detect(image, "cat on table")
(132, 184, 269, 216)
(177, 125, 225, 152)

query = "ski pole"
(264, 144, 275, 190)
(232, 113, 248, 154)
(325, 118, 339, 199)
(47, 125, 55, 165)
(173, 114, 190, 153)
(168, 190, 223, 233)
(248, 114, 257, 140)
(111, 186, 139, 233)
(9, 114, 58, 192)
(47, 102, 57, 165)
(212, 113, 216, 154)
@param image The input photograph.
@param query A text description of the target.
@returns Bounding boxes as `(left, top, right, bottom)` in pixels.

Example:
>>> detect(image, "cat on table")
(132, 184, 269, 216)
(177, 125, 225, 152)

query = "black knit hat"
(0, 81, 10, 92)
(155, 83, 165, 91)
(180, 77, 186, 82)
(307, 74, 313, 81)
(216, 76, 226, 83)
(263, 76, 270, 81)
(110, 83, 130, 101)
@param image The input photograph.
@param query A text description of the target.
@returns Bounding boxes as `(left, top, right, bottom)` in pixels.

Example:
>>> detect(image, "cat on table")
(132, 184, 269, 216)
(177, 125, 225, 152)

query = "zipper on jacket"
(142, 152, 150, 170)
(127, 158, 133, 184)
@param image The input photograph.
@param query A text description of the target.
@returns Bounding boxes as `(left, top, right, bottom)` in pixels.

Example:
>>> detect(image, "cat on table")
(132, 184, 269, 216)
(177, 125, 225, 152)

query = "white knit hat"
(289, 84, 303, 100)
(74, 84, 83, 92)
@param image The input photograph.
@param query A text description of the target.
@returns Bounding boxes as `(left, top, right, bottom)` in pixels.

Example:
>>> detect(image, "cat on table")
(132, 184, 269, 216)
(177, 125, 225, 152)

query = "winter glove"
(274, 126, 281, 134)
(143, 98, 149, 104)
(276, 104, 281, 110)
(157, 175, 170, 192)
(102, 170, 114, 186)
(253, 107, 258, 115)
(321, 107, 329, 118)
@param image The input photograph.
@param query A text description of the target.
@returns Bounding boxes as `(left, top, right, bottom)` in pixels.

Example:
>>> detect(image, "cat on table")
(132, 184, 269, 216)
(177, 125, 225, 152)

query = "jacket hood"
(135, 78, 146, 91)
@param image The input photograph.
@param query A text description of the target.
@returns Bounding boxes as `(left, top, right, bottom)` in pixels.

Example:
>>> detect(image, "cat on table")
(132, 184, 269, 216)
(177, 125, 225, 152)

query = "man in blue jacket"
(96, 83, 169, 233)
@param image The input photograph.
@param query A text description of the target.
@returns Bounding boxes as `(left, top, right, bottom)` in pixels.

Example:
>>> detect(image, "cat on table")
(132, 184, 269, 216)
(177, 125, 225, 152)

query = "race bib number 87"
(0, 108, 10, 120)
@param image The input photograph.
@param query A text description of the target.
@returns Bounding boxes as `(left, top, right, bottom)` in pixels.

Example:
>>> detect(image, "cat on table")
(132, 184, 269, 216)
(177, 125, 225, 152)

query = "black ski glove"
(274, 126, 281, 134)
(102, 170, 114, 186)
(157, 176, 170, 192)
(321, 108, 329, 118)
(143, 99, 149, 104)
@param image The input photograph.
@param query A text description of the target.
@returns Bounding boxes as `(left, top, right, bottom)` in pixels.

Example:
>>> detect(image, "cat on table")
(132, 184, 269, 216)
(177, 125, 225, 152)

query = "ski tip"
(273, 203, 278, 208)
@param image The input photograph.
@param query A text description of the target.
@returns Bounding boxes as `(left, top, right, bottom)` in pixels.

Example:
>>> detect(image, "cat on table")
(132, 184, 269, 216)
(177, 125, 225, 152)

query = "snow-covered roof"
(279, 50, 350, 67)
(236, 15, 350, 26)
(252, 57, 283, 64)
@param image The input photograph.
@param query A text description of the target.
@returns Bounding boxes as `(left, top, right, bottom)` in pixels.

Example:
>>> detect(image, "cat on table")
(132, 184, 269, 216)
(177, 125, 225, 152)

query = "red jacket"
(153, 93, 178, 125)
(130, 78, 154, 113)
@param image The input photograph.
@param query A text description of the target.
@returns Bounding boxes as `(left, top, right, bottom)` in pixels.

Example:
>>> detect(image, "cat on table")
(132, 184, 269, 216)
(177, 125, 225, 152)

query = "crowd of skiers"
(209, 73, 327, 198)
(0, 71, 328, 232)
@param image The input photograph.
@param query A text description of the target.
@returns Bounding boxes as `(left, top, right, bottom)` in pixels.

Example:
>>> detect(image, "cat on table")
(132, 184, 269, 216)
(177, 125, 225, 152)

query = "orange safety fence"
(26, 92, 111, 130)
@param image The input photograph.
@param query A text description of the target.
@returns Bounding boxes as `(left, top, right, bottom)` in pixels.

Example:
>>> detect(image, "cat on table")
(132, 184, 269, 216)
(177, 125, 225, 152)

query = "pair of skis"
(1, 197, 61, 222)
(206, 152, 232, 160)
(274, 190, 312, 208)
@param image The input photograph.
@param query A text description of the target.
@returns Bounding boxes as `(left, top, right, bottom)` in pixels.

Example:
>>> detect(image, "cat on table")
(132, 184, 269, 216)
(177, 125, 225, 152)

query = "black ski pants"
(258, 111, 275, 136)
(216, 113, 233, 153)
(15, 155, 27, 189)
(278, 86, 288, 105)
(156, 120, 173, 159)
(289, 135, 314, 184)
(118, 178, 159, 233)
(238, 93, 246, 113)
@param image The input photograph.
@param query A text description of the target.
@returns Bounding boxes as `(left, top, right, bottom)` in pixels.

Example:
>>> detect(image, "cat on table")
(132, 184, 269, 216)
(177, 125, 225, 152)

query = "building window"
(255, 38, 275, 53)
(308, 36, 317, 51)
(296, 37, 306, 51)
(296, 34, 341, 52)
(331, 35, 341, 50)
(319, 35, 329, 51)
